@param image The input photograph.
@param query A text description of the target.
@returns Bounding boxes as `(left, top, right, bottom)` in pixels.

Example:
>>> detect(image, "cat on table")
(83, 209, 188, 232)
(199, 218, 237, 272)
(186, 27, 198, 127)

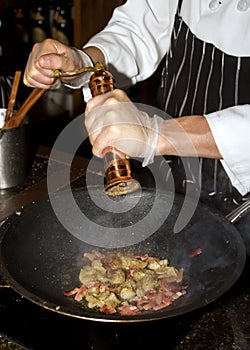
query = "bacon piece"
(134, 254, 149, 261)
(131, 296, 149, 306)
(159, 275, 178, 283)
(154, 292, 163, 306)
(119, 303, 141, 316)
(84, 280, 100, 288)
(153, 302, 171, 310)
(74, 285, 87, 301)
(100, 304, 117, 314)
(161, 294, 172, 306)
(63, 287, 79, 297)
(141, 303, 154, 310)
(84, 250, 106, 261)
(188, 248, 202, 258)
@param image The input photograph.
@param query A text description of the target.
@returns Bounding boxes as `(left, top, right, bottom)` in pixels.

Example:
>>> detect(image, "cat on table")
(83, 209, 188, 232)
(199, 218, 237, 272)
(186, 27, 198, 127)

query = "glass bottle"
(30, 0, 50, 43)
(51, 0, 73, 46)
(14, 0, 30, 47)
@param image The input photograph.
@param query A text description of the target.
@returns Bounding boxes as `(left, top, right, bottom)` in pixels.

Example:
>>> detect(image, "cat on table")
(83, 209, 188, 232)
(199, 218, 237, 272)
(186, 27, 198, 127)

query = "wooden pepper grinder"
(89, 65, 140, 196)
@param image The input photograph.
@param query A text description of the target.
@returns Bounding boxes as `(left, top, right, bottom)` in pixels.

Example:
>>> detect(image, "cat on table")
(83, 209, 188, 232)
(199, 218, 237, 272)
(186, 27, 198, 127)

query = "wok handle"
(225, 199, 250, 224)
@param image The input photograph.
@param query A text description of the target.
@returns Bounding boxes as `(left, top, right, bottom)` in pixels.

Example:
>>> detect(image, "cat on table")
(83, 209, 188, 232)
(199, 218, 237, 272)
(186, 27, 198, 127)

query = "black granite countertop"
(0, 147, 249, 350)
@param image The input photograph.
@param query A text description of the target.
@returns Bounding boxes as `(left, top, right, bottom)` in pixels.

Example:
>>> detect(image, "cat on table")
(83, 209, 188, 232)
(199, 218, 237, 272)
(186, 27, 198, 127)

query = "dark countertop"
(0, 146, 249, 350)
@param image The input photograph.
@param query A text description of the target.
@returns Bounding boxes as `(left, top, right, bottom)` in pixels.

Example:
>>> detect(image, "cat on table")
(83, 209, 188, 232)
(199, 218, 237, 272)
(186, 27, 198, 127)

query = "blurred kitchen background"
(0, 0, 161, 157)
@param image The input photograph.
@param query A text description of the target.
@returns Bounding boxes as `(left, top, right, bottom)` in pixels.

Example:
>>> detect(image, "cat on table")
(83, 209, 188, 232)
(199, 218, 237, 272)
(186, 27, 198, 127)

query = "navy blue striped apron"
(157, 0, 250, 253)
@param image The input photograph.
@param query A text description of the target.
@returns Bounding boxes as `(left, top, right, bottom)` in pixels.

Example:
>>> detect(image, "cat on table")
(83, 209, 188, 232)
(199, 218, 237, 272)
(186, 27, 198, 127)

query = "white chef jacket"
(83, 0, 250, 195)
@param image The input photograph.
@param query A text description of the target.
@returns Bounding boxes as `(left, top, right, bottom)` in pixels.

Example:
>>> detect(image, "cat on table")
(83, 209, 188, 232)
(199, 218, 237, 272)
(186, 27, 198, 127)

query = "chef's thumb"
(38, 53, 65, 70)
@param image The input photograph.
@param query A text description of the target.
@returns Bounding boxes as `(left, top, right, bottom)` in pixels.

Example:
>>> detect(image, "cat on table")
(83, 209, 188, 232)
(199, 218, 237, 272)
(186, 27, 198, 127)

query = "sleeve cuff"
(205, 105, 250, 195)
(63, 49, 93, 100)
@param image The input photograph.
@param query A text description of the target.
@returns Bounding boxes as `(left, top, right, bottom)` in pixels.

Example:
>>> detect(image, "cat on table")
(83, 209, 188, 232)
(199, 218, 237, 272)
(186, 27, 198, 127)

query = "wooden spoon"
(5, 71, 22, 122)
(2, 88, 46, 129)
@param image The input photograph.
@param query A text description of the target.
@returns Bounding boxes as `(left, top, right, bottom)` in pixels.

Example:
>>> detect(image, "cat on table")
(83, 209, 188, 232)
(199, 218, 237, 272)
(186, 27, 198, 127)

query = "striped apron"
(157, 0, 250, 253)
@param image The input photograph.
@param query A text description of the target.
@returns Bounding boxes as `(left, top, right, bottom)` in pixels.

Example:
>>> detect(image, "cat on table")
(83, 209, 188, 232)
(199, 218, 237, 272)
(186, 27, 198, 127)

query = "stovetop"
(0, 146, 249, 350)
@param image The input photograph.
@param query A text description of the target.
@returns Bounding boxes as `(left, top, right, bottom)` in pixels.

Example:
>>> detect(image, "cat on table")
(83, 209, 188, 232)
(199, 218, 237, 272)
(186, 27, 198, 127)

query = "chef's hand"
(23, 38, 92, 89)
(85, 89, 164, 167)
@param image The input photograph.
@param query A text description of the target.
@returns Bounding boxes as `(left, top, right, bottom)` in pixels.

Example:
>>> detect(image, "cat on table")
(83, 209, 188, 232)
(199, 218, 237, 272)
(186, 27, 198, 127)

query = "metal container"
(0, 109, 28, 189)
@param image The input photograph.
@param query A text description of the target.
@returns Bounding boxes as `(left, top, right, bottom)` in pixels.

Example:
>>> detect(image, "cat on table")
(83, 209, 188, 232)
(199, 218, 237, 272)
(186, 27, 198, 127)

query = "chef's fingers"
(24, 52, 73, 87)
(23, 39, 80, 88)
(85, 100, 138, 141)
(91, 123, 147, 158)
(85, 102, 148, 158)
(85, 90, 141, 136)
(86, 89, 131, 113)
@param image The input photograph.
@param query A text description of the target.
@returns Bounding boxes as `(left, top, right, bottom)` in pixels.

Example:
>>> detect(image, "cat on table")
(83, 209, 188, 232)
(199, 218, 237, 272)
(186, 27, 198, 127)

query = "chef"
(24, 0, 250, 253)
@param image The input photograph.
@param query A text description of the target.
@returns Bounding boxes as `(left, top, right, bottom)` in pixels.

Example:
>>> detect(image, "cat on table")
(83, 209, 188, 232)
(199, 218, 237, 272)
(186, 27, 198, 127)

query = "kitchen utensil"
(5, 71, 22, 122)
(88, 64, 139, 196)
(0, 108, 7, 128)
(53, 65, 99, 77)
(226, 198, 250, 224)
(55, 62, 139, 196)
(0, 76, 15, 110)
(0, 119, 28, 188)
(2, 88, 46, 129)
(0, 186, 246, 322)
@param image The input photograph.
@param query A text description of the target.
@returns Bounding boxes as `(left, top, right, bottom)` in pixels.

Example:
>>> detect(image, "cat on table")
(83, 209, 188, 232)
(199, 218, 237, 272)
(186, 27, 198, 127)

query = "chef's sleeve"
(83, 0, 176, 88)
(205, 104, 250, 196)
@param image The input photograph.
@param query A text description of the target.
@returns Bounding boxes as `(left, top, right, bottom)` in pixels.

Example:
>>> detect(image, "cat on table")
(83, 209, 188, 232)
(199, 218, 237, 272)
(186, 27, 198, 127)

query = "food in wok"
(64, 250, 188, 316)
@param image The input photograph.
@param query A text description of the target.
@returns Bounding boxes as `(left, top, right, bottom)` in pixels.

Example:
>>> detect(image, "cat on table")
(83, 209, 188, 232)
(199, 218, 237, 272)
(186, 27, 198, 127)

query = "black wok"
(0, 186, 246, 322)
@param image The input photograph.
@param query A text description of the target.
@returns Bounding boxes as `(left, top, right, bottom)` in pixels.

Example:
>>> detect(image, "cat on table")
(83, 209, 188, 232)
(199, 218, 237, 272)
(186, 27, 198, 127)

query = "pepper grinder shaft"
(89, 68, 139, 196)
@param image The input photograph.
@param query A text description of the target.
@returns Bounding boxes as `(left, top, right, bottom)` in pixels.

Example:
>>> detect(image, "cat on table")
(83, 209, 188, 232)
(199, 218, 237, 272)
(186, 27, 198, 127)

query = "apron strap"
(177, 0, 183, 13)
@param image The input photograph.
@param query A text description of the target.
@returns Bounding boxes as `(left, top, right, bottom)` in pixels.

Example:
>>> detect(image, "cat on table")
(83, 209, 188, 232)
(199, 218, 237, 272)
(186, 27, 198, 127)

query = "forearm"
(82, 46, 106, 68)
(157, 115, 222, 159)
